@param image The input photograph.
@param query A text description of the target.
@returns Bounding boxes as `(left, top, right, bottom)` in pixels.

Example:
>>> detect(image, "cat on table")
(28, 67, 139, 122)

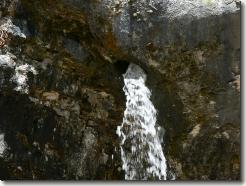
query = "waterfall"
(116, 63, 167, 180)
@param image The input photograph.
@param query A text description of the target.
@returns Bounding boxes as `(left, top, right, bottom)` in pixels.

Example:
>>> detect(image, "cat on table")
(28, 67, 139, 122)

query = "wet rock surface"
(0, 0, 240, 180)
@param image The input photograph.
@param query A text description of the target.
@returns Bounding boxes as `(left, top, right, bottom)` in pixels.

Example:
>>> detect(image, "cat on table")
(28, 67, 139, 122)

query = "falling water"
(116, 63, 167, 180)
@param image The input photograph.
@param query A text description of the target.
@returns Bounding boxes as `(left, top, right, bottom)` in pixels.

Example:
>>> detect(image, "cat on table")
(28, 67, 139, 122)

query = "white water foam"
(116, 63, 167, 180)
(0, 133, 7, 157)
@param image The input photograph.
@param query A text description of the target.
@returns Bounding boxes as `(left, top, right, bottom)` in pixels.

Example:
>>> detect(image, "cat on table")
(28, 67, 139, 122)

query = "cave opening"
(113, 60, 130, 74)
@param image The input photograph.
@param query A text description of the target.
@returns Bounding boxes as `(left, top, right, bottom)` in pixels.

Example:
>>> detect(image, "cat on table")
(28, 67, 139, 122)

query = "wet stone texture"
(0, 0, 240, 180)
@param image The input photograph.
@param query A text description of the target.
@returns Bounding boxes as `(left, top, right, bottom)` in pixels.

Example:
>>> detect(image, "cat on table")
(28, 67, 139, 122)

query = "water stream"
(116, 63, 167, 180)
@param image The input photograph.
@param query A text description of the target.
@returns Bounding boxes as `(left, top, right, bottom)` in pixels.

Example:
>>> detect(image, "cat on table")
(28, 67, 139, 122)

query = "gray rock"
(63, 38, 88, 61)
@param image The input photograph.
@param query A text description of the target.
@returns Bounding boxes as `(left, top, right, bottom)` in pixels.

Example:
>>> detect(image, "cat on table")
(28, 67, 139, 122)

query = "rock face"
(0, 0, 240, 180)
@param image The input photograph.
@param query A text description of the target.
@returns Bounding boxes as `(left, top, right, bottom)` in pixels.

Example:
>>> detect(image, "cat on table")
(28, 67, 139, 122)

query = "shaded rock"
(63, 38, 89, 61)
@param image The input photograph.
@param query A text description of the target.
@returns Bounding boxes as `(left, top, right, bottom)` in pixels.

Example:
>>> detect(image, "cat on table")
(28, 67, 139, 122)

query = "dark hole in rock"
(114, 60, 129, 74)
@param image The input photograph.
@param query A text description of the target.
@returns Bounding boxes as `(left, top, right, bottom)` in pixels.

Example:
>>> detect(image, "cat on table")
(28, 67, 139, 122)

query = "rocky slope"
(0, 0, 240, 180)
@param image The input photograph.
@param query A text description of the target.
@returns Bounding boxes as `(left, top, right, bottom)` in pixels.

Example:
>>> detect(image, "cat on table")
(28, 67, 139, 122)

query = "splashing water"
(116, 63, 167, 180)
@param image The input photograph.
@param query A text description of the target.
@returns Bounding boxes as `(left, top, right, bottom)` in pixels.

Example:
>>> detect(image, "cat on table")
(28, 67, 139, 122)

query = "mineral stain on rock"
(0, 0, 240, 181)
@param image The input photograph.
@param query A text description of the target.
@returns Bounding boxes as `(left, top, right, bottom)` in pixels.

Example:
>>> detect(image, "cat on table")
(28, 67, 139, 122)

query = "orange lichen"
(103, 31, 119, 53)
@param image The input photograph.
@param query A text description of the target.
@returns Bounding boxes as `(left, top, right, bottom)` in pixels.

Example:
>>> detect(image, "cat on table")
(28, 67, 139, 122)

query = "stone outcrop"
(0, 0, 240, 180)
